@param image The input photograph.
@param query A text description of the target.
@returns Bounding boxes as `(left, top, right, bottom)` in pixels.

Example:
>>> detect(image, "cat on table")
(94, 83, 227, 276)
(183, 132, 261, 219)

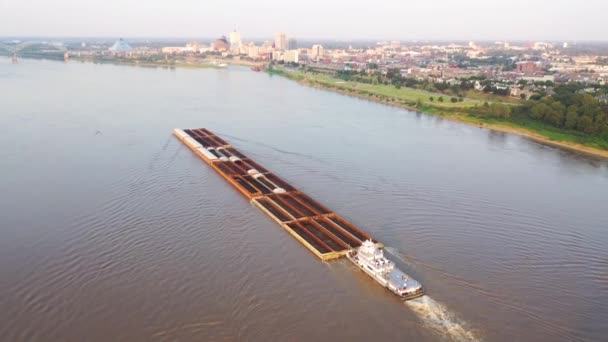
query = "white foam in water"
(383, 247, 479, 341)
(407, 296, 480, 342)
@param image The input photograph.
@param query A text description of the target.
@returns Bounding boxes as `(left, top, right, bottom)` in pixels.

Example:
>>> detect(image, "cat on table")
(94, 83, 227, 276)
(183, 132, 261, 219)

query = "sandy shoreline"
(294, 78, 608, 160)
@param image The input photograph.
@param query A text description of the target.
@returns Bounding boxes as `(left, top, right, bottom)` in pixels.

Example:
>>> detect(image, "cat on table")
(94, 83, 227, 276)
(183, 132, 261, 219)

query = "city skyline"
(1, 0, 607, 41)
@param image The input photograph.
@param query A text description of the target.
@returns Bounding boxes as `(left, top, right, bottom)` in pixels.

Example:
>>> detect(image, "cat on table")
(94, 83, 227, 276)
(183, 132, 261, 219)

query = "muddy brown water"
(1, 58, 607, 342)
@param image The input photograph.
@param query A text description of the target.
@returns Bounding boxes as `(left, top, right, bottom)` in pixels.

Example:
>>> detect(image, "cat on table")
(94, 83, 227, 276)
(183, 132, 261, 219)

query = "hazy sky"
(1, 0, 606, 41)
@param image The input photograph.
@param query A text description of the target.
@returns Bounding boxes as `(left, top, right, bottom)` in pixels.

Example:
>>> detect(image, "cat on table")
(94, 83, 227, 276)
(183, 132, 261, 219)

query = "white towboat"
(347, 240, 424, 300)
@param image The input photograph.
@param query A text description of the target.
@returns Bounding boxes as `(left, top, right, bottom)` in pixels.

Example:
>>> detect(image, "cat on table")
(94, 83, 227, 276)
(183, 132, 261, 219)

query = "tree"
(550, 101, 566, 114)
(435, 82, 449, 91)
(593, 113, 608, 135)
(405, 78, 419, 88)
(460, 80, 473, 90)
(451, 97, 458, 103)
(531, 103, 551, 120)
(577, 115, 594, 134)
(489, 103, 512, 119)
(546, 101, 566, 127)
(438, 96, 444, 103)
(450, 84, 462, 95)
(522, 85, 608, 135)
(530, 94, 543, 101)
(494, 87, 510, 96)
(544, 108, 564, 127)
(386, 68, 402, 82)
(564, 105, 579, 130)
(429, 96, 435, 102)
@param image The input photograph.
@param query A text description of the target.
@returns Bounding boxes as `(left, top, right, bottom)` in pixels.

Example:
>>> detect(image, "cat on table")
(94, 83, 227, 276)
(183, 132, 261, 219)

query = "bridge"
(0, 41, 68, 63)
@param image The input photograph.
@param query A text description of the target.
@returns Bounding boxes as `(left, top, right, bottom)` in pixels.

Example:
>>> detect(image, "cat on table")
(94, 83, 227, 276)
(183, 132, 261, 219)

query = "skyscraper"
(310, 44, 324, 60)
(274, 32, 286, 51)
(287, 38, 298, 50)
(229, 30, 241, 51)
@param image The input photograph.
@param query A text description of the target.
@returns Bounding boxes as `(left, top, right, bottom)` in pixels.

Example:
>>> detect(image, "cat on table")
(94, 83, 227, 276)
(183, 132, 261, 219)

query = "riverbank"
(75, 57, 226, 69)
(270, 68, 608, 159)
(78, 56, 265, 69)
(6, 53, 265, 70)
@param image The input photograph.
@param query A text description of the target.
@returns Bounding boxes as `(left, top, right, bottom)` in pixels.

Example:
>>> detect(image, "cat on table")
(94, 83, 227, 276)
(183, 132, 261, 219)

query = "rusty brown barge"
(173, 127, 377, 260)
(173, 127, 425, 299)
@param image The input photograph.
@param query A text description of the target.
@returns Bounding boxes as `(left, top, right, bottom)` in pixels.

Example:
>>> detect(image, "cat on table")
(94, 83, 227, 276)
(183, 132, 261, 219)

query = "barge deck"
(173, 128, 377, 261)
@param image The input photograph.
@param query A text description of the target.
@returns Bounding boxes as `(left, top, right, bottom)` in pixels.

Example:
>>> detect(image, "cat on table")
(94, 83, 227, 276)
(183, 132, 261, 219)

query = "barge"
(173, 128, 424, 299)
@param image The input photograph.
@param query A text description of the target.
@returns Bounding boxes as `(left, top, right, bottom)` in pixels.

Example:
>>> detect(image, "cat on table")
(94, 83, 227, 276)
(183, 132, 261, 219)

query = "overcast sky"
(1, 0, 606, 41)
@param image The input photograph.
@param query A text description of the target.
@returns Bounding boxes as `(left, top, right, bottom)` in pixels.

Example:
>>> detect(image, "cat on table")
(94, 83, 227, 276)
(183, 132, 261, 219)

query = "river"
(1, 58, 607, 342)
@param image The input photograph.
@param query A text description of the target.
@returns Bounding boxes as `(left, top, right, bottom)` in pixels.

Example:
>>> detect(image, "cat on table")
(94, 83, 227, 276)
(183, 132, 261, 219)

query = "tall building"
(274, 32, 287, 51)
(287, 38, 298, 50)
(310, 44, 324, 60)
(516, 61, 542, 75)
(247, 44, 260, 59)
(229, 30, 241, 51)
(284, 50, 299, 63)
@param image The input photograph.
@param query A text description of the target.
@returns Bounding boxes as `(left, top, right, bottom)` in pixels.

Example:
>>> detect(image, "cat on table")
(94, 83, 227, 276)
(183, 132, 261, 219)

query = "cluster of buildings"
(157, 31, 325, 64)
(293, 40, 608, 99)
(65, 34, 608, 100)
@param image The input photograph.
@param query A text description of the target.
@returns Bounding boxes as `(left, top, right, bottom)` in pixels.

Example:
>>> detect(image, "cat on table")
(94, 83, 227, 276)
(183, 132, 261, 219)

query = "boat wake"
(383, 247, 479, 341)
(407, 296, 480, 342)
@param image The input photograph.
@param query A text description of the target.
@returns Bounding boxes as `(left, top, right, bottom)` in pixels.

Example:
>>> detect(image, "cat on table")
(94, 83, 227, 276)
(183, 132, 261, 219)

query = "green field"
(289, 71, 484, 109)
(464, 90, 523, 104)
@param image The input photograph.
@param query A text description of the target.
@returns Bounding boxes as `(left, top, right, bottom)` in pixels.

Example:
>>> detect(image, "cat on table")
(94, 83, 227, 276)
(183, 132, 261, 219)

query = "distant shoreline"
(273, 70, 608, 160)
(6, 54, 265, 70)
(79, 56, 265, 69)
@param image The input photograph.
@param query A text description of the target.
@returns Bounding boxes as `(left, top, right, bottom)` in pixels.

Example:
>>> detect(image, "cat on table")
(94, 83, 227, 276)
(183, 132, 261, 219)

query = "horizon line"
(2, 35, 608, 44)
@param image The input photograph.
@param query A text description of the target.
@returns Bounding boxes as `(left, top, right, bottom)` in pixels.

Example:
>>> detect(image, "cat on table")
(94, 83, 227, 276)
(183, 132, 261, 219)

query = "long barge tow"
(173, 127, 424, 300)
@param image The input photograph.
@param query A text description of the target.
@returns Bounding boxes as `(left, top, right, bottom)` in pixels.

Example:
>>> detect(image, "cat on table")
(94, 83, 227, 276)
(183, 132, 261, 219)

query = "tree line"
(517, 84, 608, 136)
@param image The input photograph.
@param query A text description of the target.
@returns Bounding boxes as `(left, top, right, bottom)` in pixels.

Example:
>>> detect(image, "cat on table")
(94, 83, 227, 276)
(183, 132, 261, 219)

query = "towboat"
(346, 240, 424, 300)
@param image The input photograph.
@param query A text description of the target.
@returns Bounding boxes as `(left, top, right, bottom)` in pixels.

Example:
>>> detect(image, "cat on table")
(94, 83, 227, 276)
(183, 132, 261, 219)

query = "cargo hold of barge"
(173, 127, 377, 260)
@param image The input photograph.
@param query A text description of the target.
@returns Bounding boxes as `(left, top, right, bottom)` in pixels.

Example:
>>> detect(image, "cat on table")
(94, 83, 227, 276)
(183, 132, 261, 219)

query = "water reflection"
(486, 130, 508, 147)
